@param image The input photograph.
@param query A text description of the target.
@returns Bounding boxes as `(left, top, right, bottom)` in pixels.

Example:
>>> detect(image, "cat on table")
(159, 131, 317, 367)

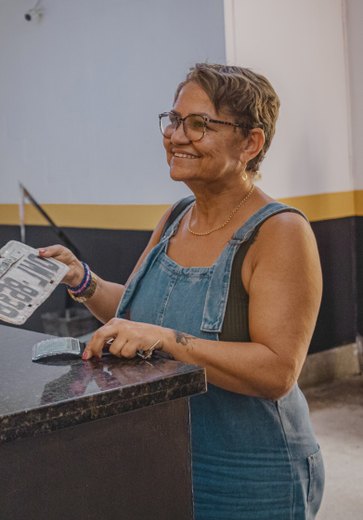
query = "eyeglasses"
(158, 112, 248, 142)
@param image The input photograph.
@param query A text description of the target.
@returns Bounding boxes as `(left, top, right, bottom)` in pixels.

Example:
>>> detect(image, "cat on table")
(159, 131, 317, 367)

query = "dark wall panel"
(0, 217, 358, 353)
(310, 218, 356, 353)
(355, 217, 363, 336)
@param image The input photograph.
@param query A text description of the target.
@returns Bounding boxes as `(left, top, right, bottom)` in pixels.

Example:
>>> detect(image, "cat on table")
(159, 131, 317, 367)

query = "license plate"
(0, 240, 69, 325)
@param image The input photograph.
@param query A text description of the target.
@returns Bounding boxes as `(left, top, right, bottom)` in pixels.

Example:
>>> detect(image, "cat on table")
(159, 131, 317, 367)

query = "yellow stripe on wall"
(0, 190, 362, 230)
(353, 191, 363, 216)
(280, 191, 356, 221)
(0, 204, 170, 230)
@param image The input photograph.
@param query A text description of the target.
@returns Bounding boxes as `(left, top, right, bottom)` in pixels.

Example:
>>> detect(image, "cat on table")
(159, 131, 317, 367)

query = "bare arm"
(39, 206, 173, 323)
(84, 213, 322, 399)
(162, 213, 322, 398)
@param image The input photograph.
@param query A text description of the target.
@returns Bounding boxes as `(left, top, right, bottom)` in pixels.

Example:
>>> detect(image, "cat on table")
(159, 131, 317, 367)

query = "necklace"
(187, 184, 255, 237)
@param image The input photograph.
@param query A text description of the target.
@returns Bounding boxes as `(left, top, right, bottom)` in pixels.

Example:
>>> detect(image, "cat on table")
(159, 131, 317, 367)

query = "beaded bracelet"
(71, 268, 91, 296)
(67, 272, 98, 303)
(66, 262, 90, 292)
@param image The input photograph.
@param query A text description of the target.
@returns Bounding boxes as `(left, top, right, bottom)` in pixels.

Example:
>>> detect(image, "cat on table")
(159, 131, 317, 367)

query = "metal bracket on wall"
(18, 182, 81, 258)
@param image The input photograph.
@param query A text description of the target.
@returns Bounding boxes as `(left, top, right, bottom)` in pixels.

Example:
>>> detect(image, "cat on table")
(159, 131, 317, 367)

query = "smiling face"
(163, 82, 248, 188)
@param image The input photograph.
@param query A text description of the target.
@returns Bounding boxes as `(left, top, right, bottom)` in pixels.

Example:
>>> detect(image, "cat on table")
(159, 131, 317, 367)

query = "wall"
(0, 0, 226, 332)
(345, 0, 363, 191)
(224, 0, 352, 200)
(0, 0, 225, 206)
(0, 0, 361, 353)
(345, 0, 363, 335)
(223, 0, 360, 352)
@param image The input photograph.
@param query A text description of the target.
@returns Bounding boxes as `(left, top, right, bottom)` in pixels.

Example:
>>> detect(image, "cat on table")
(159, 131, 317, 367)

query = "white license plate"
(0, 240, 69, 325)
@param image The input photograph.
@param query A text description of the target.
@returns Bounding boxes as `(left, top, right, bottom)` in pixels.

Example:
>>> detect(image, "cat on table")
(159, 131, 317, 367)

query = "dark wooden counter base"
(0, 325, 205, 519)
(0, 398, 193, 520)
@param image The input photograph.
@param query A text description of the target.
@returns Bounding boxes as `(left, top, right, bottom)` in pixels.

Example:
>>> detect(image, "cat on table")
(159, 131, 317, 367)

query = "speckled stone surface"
(0, 324, 206, 443)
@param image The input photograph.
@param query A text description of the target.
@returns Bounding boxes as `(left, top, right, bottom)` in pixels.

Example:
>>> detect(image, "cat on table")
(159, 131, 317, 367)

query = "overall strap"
(160, 196, 195, 240)
(117, 196, 195, 318)
(220, 204, 306, 341)
(232, 201, 307, 242)
(200, 202, 307, 334)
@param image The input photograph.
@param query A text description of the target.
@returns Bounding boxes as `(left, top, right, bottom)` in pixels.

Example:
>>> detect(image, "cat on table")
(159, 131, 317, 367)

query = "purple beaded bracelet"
(72, 269, 92, 296)
(67, 262, 91, 295)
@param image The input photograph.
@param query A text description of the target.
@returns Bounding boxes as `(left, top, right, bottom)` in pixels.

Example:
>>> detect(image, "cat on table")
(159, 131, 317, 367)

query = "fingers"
(83, 322, 119, 360)
(116, 339, 142, 359)
(38, 245, 84, 286)
(82, 319, 162, 361)
(38, 244, 74, 262)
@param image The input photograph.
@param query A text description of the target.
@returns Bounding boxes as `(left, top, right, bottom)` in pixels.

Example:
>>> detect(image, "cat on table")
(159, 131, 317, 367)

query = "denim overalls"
(117, 201, 325, 520)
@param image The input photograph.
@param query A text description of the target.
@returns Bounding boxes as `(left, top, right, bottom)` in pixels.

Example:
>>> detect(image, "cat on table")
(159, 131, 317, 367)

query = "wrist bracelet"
(66, 262, 90, 292)
(71, 268, 91, 296)
(67, 272, 98, 303)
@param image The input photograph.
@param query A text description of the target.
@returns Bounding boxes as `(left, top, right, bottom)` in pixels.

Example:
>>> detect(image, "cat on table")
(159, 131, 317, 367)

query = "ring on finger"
(137, 339, 161, 360)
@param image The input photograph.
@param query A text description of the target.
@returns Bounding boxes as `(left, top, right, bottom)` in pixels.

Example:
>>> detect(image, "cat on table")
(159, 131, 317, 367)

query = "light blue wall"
(0, 0, 226, 204)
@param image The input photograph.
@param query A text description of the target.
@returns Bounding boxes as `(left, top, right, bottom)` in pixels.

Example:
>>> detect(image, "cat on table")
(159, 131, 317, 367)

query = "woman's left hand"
(82, 317, 165, 360)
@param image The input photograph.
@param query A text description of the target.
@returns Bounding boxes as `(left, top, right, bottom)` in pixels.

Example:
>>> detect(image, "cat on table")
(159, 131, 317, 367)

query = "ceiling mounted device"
(24, 0, 44, 22)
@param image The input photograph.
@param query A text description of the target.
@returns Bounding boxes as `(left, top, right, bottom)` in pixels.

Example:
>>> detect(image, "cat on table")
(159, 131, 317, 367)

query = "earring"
(242, 171, 248, 181)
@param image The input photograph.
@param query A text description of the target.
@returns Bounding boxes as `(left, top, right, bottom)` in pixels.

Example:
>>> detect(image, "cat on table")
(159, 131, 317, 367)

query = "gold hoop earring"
(242, 171, 248, 182)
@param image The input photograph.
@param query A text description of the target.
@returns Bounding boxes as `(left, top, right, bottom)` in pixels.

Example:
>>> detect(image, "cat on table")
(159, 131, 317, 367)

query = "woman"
(40, 63, 324, 519)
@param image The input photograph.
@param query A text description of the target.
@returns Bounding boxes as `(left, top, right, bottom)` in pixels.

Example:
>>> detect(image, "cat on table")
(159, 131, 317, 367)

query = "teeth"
(174, 152, 199, 159)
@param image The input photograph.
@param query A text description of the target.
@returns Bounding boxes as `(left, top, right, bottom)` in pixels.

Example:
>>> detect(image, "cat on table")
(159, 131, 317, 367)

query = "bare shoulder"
(245, 209, 322, 386)
(243, 209, 321, 293)
(254, 210, 318, 256)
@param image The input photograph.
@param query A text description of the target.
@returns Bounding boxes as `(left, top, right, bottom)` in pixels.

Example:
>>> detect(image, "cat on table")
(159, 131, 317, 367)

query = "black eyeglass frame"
(158, 111, 250, 142)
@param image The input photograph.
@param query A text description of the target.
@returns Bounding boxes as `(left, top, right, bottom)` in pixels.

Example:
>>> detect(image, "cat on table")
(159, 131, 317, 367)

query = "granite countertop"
(0, 325, 206, 444)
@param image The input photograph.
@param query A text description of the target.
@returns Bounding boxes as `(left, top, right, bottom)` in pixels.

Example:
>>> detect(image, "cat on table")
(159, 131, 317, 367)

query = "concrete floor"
(304, 374, 363, 519)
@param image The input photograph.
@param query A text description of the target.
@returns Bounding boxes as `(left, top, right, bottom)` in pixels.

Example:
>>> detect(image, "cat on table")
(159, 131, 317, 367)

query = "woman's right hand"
(38, 245, 85, 287)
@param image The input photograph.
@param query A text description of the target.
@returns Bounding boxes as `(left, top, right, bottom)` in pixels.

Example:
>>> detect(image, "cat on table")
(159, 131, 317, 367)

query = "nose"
(170, 120, 190, 144)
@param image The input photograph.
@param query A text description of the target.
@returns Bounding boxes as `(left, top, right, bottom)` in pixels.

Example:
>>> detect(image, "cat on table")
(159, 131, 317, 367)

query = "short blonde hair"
(174, 63, 280, 172)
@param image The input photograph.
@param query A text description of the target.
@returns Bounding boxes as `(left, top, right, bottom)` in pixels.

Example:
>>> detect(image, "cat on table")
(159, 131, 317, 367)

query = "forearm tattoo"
(174, 330, 195, 350)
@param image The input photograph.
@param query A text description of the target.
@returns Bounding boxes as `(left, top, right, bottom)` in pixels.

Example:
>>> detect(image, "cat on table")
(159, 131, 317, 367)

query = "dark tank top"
(220, 209, 304, 341)
(162, 197, 303, 344)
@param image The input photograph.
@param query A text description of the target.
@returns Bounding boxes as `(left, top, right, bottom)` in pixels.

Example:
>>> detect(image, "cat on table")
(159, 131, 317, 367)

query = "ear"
(239, 128, 265, 164)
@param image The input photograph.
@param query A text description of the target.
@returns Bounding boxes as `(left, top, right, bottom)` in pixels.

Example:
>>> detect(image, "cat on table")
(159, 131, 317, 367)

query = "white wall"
(0, 0, 225, 204)
(224, 0, 352, 199)
(1, 0, 359, 207)
(345, 0, 363, 190)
